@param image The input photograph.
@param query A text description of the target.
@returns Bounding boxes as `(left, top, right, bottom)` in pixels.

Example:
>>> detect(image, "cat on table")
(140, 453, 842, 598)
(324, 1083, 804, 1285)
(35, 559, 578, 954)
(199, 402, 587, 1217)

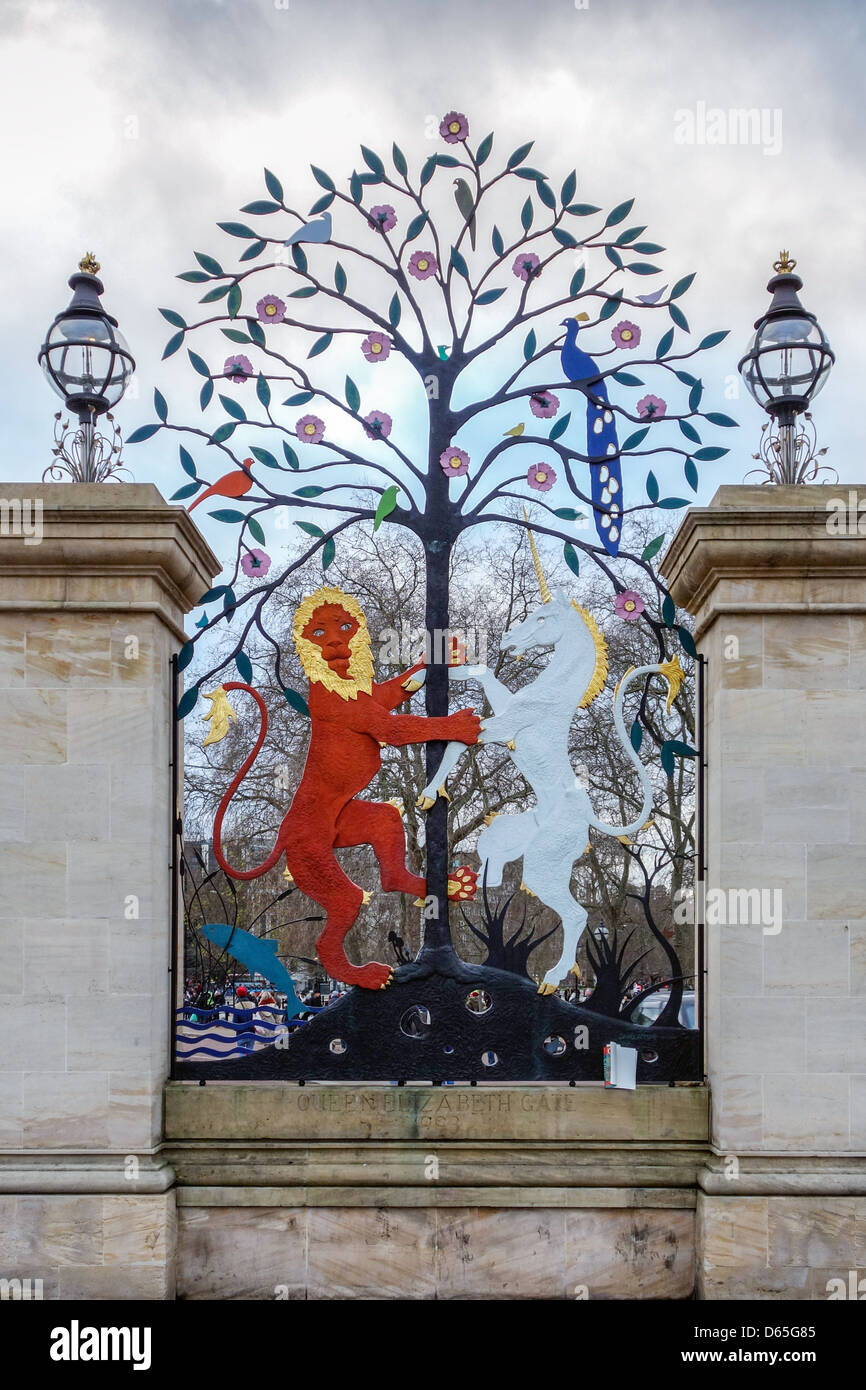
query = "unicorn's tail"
(586, 655, 685, 837)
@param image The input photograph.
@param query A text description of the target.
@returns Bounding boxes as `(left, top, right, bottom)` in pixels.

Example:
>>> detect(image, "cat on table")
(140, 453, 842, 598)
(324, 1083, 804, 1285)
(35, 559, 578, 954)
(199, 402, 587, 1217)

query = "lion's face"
(292, 586, 374, 700)
(301, 603, 359, 678)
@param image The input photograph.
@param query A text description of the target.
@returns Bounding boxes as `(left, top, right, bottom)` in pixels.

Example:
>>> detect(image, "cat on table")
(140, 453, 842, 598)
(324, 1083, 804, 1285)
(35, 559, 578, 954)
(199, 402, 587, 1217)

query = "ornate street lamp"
(38, 253, 136, 482)
(738, 252, 835, 484)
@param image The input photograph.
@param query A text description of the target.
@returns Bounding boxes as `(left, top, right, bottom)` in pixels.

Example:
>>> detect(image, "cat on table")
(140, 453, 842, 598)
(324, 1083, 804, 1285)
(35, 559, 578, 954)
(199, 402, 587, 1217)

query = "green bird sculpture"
(453, 178, 476, 251)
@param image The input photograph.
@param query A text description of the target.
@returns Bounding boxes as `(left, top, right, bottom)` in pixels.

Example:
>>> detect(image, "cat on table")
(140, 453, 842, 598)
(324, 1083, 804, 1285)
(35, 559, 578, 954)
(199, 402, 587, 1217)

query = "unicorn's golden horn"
(522, 507, 551, 604)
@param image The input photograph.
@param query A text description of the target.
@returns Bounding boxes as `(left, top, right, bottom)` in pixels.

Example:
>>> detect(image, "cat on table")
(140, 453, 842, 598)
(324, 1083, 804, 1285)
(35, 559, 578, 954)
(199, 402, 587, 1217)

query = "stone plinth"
(663, 483, 866, 1298)
(0, 484, 217, 1299)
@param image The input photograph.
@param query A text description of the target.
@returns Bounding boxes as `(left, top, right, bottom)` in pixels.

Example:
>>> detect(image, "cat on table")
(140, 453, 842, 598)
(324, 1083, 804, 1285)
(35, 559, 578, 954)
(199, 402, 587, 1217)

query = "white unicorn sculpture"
(417, 529, 684, 994)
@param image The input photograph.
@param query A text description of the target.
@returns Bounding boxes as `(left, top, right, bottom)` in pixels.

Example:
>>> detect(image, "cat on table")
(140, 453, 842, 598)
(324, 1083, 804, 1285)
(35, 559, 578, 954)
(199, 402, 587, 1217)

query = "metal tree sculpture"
(132, 112, 732, 1075)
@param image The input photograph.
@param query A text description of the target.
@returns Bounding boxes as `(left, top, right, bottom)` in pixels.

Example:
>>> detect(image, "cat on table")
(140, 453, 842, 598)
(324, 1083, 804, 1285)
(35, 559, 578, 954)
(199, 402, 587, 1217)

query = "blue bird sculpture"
(560, 314, 622, 555)
(284, 212, 332, 247)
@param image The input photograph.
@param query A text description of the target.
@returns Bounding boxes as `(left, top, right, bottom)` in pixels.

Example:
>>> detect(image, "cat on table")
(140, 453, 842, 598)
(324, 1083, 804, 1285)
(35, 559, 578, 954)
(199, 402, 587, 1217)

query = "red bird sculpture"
(189, 458, 254, 513)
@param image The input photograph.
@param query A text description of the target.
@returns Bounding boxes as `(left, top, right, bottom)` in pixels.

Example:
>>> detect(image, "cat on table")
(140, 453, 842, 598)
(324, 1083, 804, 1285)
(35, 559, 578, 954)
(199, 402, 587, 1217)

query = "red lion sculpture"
(201, 585, 481, 990)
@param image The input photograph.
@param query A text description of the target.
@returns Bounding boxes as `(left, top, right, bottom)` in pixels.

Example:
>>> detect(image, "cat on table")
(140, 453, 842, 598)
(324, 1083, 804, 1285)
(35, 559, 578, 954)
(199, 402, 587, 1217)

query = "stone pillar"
(663, 484, 866, 1299)
(0, 484, 217, 1299)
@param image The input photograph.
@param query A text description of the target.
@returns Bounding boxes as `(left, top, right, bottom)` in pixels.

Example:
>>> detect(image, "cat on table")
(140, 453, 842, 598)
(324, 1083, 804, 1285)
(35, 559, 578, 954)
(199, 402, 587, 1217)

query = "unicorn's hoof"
(413, 897, 426, 908)
(437, 783, 451, 803)
(361, 889, 373, 906)
(537, 982, 557, 996)
(416, 793, 436, 811)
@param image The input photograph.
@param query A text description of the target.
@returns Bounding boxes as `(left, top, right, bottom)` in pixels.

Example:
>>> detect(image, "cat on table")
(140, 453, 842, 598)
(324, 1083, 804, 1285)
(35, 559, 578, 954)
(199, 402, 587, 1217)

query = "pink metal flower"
(223, 354, 253, 383)
(527, 463, 557, 492)
(512, 252, 542, 282)
(296, 414, 325, 444)
(439, 446, 470, 478)
(241, 549, 272, 578)
(369, 205, 397, 233)
(529, 391, 559, 419)
(408, 250, 438, 280)
(256, 294, 286, 324)
(440, 111, 469, 143)
(363, 410, 392, 440)
(611, 320, 641, 350)
(636, 394, 667, 419)
(615, 590, 646, 622)
(361, 332, 391, 363)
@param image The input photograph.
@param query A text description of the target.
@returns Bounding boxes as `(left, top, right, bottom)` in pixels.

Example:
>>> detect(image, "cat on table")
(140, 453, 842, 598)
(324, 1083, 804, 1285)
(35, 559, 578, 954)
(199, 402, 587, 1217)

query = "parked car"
(630, 989, 696, 1029)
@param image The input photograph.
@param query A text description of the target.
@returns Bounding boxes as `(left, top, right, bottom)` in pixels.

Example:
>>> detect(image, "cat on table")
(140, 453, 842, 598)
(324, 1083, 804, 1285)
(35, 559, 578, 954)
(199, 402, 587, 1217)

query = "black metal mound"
(175, 957, 701, 1083)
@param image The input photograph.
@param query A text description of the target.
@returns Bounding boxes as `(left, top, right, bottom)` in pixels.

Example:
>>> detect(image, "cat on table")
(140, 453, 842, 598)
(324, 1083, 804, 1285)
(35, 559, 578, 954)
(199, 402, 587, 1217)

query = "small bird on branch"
(188, 458, 254, 512)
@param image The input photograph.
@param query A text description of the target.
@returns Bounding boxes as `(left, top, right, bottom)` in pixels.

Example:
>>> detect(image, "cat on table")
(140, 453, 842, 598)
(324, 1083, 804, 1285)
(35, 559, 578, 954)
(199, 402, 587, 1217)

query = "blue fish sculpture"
(199, 923, 305, 1019)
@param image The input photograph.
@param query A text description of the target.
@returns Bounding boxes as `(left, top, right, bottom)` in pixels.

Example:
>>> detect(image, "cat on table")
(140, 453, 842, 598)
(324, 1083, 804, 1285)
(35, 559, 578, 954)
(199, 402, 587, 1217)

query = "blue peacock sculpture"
(560, 314, 622, 556)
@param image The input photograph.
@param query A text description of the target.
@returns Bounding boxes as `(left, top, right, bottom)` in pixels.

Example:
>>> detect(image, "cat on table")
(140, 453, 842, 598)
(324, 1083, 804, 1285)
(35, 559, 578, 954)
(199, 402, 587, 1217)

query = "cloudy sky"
(3, 0, 862, 548)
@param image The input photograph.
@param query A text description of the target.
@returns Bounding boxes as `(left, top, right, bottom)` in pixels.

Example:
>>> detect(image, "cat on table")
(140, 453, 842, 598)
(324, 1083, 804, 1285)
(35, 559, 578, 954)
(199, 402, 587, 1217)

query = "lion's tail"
(209, 681, 285, 881)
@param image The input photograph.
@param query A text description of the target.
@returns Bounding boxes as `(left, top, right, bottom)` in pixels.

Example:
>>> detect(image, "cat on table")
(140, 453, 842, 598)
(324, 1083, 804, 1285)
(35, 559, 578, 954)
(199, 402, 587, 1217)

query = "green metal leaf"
(507, 141, 534, 169)
(554, 507, 583, 520)
(250, 446, 280, 469)
(289, 286, 317, 298)
(345, 376, 360, 412)
(621, 427, 649, 451)
(283, 688, 310, 718)
(646, 471, 660, 504)
(162, 332, 184, 359)
(476, 132, 494, 165)
(392, 143, 408, 177)
(170, 481, 202, 501)
(283, 441, 299, 470)
(179, 446, 197, 478)
(641, 533, 666, 562)
(679, 419, 701, 444)
(209, 508, 247, 523)
(241, 200, 280, 215)
(200, 379, 213, 410)
(563, 542, 580, 578)
(657, 497, 690, 509)
(605, 246, 623, 270)
(311, 165, 335, 191)
(560, 170, 577, 206)
(450, 246, 470, 279)
(612, 371, 643, 386)
(678, 626, 698, 659)
(179, 271, 210, 283)
(264, 168, 284, 202)
(284, 391, 314, 406)
(176, 686, 199, 720)
(256, 374, 271, 410)
(694, 446, 730, 460)
(308, 193, 334, 216)
(553, 228, 578, 248)
(627, 262, 661, 275)
(236, 651, 253, 684)
(662, 593, 676, 628)
(246, 517, 265, 545)
(127, 424, 160, 444)
(218, 222, 257, 239)
(549, 411, 571, 441)
(475, 288, 505, 305)
(160, 308, 186, 329)
(361, 144, 384, 177)
(154, 388, 168, 422)
(523, 329, 536, 361)
(188, 351, 210, 378)
(295, 520, 324, 538)
(419, 156, 437, 187)
(569, 267, 586, 296)
(308, 332, 333, 358)
(688, 380, 704, 412)
(227, 283, 241, 318)
(598, 293, 623, 321)
(334, 262, 347, 295)
(604, 198, 635, 228)
(221, 328, 250, 344)
(239, 241, 267, 263)
(195, 251, 224, 275)
(685, 458, 699, 491)
(615, 225, 646, 245)
(699, 330, 729, 351)
(492, 226, 504, 257)
(200, 284, 232, 303)
(210, 422, 237, 445)
(322, 537, 335, 572)
(405, 211, 428, 242)
(630, 720, 643, 753)
(704, 412, 737, 427)
(656, 327, 674, 359)
(294, 486, 325, 498)
(670, 273, 696, 299)
(291, 244, 307, 274)
(536, 179, 556, 210)
(567, 204, 601, 216)
(669, 303, 689, 332)
(389, 292, 401, 328)
(219, 394, 246, 422)
(246, 319, 265, 348)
